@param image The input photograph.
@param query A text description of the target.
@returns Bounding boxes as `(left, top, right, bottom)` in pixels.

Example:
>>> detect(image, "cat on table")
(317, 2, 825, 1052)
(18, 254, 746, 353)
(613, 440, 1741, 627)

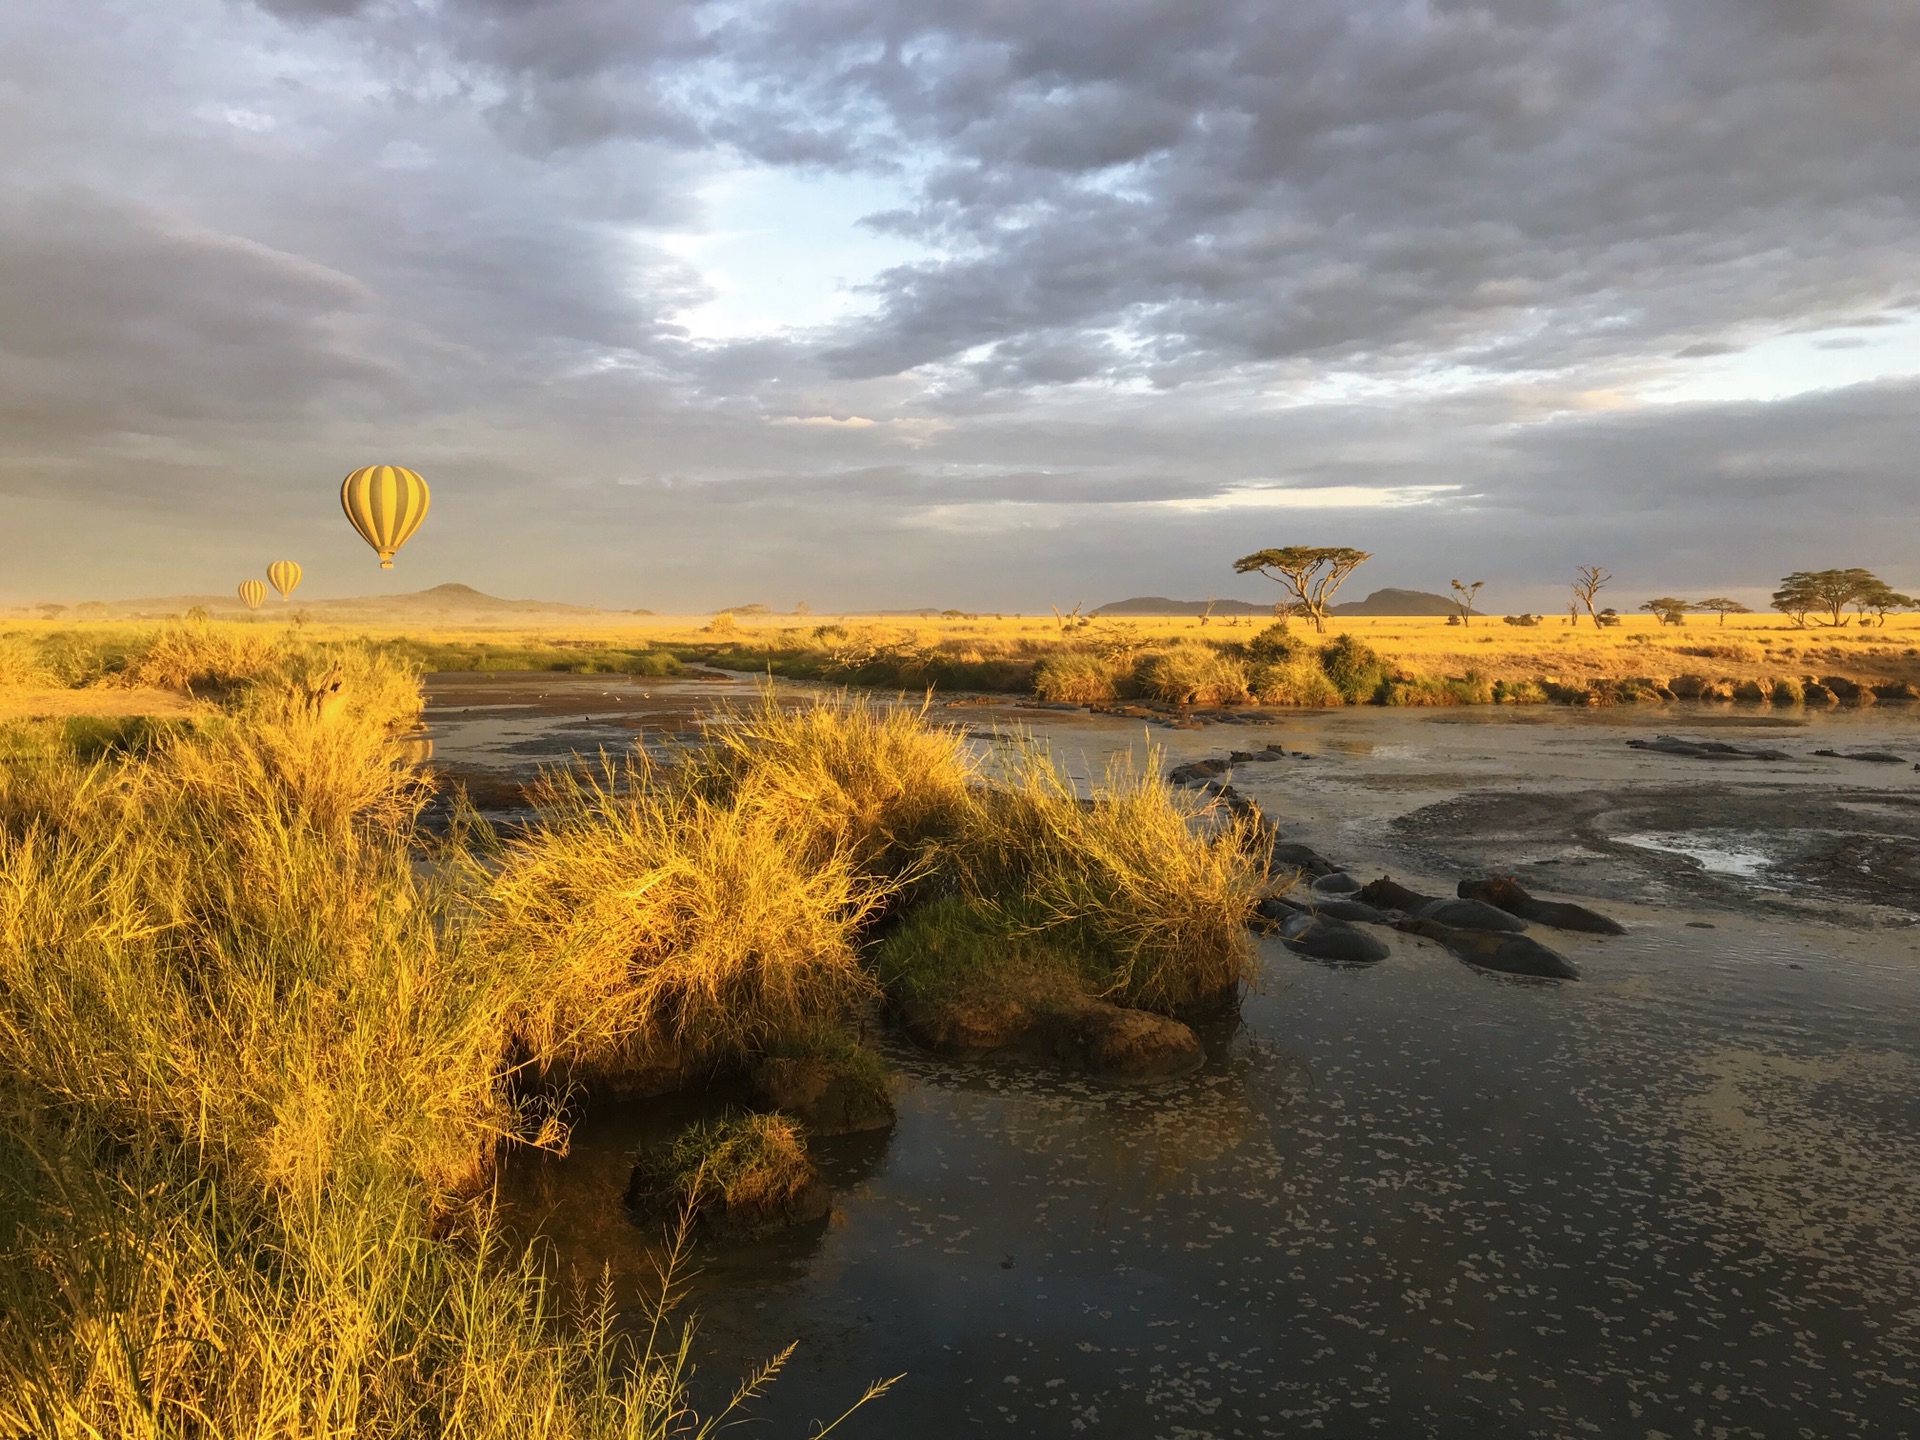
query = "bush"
(1247, 655, 1341, 706)
(1318, 634, 1388, 704)
(1770, 677, 1805, 705)
(1134, 648, 1251, 706)
(1381, 670, 1494, 706)
(1245, 622, 1303, 663)
(1501, 613, 1542, 627)
(1033, 651, 1124, 704)
(1493, 678, 1550, 704)
(631, 1111, 819, 1227)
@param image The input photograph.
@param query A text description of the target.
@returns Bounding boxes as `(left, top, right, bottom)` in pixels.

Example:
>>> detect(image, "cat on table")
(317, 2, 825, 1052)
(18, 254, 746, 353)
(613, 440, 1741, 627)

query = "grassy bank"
(8, 611, 1917, 712)
(0, 624, 1257, 1429)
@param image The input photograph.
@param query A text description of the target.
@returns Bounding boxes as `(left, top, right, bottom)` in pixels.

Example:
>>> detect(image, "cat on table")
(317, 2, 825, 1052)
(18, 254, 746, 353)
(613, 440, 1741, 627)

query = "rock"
(1802, 681, 1838, 705)
(1310, 870, 1362, 894)
(1458, 876, 1626, 935)
(1872, 682, 1920, 701)
(1228, 748, 1285, 764)
(1272, 909, 1391, 964)
(1667, 673, 1713, 699)
(896, 991, 1036, 1057)
(1269, 841, 1340, 878)
(1819, 675, 1867, 702)
(750, 1056, 895, 1135)
(1045, 1001, 1205, 1081)
(1357, 876, 1527, 933)
(1393, 917, 1580, 980)
(1731, 679, 1769, 703)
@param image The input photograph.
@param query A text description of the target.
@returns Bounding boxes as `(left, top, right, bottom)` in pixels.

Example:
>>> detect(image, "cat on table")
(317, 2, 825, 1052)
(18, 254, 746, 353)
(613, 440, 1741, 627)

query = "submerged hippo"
(1394, 917, 1580, 980)
(1269, 841, 1341, 879)
(1310, 870, 1363, 895)
(1457, 876, 1626, 935)
(1358, 876, 1527, 933)
(1256, 896, 1390, 963)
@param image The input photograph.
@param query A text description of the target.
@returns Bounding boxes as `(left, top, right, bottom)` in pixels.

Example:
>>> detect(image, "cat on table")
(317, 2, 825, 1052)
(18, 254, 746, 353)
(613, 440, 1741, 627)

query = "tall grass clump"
(0, 649, 828, 1435)
(1248, 655, 1342, 706)
(1134, 647, 1251, 707)
(1032, 651, 1126, 704)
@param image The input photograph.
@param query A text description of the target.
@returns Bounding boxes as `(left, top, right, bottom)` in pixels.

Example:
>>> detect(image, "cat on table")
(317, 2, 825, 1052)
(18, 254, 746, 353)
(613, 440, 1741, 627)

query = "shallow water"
(427, 677, 1920, 1438)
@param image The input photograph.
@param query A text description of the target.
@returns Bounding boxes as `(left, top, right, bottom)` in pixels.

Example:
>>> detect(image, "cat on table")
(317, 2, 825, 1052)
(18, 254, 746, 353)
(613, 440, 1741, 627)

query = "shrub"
(1381, 670, 1494, 706)
(1501, 613, 1542, 627)
(1245, 622, 1303, 663)
(631, 1111, 819, 1225)
(1247, 655, 1342, 706)
(1493, 678, 1550, 704)
(1134, 647, 1251, 706)
(1770, 677, 1805, 705)
(1033, 651, 1124, 704)
(1318, 634, 1388, 704)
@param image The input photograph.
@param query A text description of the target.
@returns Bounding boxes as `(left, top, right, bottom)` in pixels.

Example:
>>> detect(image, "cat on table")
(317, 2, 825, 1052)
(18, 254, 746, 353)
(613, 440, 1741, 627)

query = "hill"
(64, 583, 643, 621)
(1096, 588, 1457, 617)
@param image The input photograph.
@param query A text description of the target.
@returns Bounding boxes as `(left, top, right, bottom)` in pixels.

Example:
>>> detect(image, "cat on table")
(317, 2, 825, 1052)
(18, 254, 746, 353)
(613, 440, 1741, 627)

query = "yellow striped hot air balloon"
(238, 578, 267, 610)
(340, 464, 430, 569)
(267, 559, 302, 599)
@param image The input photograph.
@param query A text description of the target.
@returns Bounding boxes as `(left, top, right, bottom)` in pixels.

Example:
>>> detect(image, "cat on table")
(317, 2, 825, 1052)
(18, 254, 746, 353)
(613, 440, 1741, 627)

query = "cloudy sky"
(4, 0, 1916, 610)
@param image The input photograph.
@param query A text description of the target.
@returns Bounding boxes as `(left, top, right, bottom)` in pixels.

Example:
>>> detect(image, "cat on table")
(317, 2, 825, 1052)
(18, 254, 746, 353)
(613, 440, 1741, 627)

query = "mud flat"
(429, 676, 1920, 1439)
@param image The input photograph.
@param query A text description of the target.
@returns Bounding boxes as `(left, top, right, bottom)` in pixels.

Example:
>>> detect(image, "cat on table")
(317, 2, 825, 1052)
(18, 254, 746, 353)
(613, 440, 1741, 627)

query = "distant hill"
(1328, 588, 1456, 616)
(1095, 588, 1457, 617)
(79, 583, 646, 621)
(1093, 597, 1272, 616)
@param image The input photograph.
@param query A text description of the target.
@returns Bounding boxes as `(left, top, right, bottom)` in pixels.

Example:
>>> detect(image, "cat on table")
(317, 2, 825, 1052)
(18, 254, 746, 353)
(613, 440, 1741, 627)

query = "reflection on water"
(1615, 829, 1775, 877)
(449, 676, 1920, 1438)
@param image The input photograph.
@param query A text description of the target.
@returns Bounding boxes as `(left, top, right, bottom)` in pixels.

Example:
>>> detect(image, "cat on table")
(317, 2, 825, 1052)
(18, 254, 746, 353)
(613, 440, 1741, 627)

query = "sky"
(3, 0, 1916, 611)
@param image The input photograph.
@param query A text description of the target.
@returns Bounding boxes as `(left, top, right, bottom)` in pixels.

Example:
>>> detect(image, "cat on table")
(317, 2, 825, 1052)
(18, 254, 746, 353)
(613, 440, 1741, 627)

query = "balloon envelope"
(267, 559, 302, 599)
(341, 465, 430, 568)
(238, 579, 267, 609)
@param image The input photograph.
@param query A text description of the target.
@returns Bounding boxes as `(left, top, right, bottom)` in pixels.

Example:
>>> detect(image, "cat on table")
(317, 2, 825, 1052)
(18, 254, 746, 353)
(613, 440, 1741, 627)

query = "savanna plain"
(0, 612, 1916, 1437)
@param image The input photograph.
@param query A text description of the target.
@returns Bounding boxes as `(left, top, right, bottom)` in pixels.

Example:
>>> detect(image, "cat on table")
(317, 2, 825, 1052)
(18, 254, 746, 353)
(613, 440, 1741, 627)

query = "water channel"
(425, 674, 1920, 1439)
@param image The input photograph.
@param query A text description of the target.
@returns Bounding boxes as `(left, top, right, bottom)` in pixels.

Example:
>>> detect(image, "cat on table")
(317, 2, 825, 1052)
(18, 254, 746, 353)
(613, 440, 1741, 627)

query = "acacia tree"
(1571, 565, 1611, 626)
(1771, 569, 1881, 627)
(1694, 597, 1750, 627)
(1856, 579, 1915, 627)
(1639, 597, 1691, 626)
(1449, 578, 1485, 628)
(1232, 546, 1372, 633)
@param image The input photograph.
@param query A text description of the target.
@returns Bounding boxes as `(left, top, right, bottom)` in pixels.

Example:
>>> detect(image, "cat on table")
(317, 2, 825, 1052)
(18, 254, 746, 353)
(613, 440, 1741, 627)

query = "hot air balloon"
(267, 559, 302, 599)
(341, 465, 430, 569)
(238, 579, 267, 610)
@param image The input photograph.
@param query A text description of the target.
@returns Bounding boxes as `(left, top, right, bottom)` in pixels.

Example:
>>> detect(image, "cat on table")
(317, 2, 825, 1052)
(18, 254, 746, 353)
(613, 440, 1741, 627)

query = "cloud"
(0, 0, 1915, 608)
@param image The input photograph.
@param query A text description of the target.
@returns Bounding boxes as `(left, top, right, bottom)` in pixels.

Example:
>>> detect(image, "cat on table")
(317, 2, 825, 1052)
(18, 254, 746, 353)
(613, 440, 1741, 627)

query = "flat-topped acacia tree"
(1694, 597, 1751, 626)
(1232, 546, 1372, 633)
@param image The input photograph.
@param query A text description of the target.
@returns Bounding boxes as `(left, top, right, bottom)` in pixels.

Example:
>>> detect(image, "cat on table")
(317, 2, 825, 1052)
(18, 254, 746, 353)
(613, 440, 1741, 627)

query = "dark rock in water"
(1358, 876, 1527, 933)
(1813, 748, 1906, 764)
(1270, 841, 1340, 878)
(1872, 682, 1920, 701)
(1458, 876, 1627, 935)
(1394, 916, 1580, 979)
(1044, 1002, 1205, 1081)
(895, 990, 1037, 1058)
(1310, 870, 1362, 895)
(1802, 681, 1838, 705)
(1818, 675, 1868, 702)
(1167, 757, 1231, 785)
(750, 1056, 895, 1135)
(1228, 748, 1285, 764)
(1626, 734, 1790, 761)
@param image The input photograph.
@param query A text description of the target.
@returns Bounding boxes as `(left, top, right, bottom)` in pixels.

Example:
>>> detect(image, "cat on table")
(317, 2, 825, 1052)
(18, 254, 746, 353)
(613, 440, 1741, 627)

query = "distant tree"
(1596, 608, 1622, 627)
(1449, 579, 1485, 628)
(1571, 566, 1611, 626)
(793, 600, 812, 615)
(1639, 596, 1692, 626)
(1771, 568, 1882, 627)
(1855, 578, 1914, 627)
(1502, 613, 1542, 627)
(1233, 546, 1372, 634)
(1694, 597, 1750, 627)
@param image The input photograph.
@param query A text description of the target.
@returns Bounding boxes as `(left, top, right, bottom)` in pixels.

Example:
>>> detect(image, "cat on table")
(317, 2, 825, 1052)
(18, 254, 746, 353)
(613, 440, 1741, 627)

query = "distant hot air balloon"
(238, 579, 267, 610)
(267, 559, 302, 599)
(341, 465, 430, 569)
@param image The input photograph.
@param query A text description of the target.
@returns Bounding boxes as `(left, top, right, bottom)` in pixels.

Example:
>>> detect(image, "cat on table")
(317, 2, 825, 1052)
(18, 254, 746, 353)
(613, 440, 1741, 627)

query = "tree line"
(1229, 547, 1913, 631)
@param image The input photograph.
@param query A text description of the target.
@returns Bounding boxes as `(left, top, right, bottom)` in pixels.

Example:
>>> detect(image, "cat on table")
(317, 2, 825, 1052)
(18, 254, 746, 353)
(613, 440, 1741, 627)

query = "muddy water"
(426, 676, 1920, 1439)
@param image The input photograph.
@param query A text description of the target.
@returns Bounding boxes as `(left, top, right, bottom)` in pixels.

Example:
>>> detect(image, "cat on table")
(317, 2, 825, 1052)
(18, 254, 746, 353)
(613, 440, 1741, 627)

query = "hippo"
(1256, 897, 1389, 963)
(1269, 841, 1341, 879)
(1358, 876, 1528, 933)
(1393, 917, 1580, 980)
(1457, 876, 1626, 935)
(1310, 870, 1363, 895)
